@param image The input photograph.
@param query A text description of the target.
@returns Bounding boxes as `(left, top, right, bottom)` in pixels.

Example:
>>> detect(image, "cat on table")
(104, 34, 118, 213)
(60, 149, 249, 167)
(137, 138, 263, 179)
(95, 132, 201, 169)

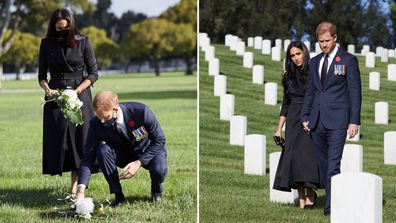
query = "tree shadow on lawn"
(39, 194, 151, 220)
(0, 188, 59, 208)
(117, 90, 197, 100)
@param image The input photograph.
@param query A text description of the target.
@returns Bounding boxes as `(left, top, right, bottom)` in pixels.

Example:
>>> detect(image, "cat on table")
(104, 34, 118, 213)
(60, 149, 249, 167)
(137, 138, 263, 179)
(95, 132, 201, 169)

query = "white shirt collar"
(116, 106, 124, 125)
(325, 45, 338, 61)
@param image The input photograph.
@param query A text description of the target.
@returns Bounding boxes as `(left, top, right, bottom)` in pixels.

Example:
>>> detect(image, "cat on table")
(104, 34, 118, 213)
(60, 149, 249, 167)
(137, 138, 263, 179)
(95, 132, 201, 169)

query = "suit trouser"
(96, 144, 167, 195)
(311, 117, 346, 212)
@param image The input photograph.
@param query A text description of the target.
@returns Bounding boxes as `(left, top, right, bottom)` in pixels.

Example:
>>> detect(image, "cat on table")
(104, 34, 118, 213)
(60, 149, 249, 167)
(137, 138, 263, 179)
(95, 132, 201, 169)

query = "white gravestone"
(252, 65, 264, 84)
(247, 37, 254, 47)
(341, 144, 363, 173)
(271, 46, 281, 61)
(388, 49, 395, 58)
(230, 115, 247, 146)
(254, 36, 263, 50)
(220, 94, 235, 121)
(243, 52, 253, 68)
(264, 82, 278, 105)
(361, 45, 370, 55)
(214, 75, 227, 97)
(262, 39, 271, 55)
(375, 46, 383, 57)
(244, 134, 266, 175)
(384, 131, 396, 165)
(205, 46, 215, 62)
(347, 44, 355, 54)
(331, 172, 382, 223)
(375, 101, 389, 124)
(275, 39, 282, 49)
(208, 58, 219, 76)
(269, 152, 298, 204)
(230, 39, 238, 51)
(200, 37, 210, 50)
(369, 72, 380, 91)
(304, 41, 311, 52)
(283, 39, 291, 52)
(387, 64, 396, 81)
(225, 34, 233, 46)
(315, 42, 321, 53)
(381, 49, 388, 63)
(365, 52, 375, 68)
(235, 41, 245, 56)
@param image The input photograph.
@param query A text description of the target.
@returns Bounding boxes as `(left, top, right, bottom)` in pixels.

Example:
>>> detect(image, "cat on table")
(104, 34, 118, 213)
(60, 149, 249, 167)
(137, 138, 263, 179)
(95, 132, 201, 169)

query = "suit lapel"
(314, 54, 323, 89)
(120, 104, 136, 146)
(323, 48, 343, 88)
(62, 47, 75, 72)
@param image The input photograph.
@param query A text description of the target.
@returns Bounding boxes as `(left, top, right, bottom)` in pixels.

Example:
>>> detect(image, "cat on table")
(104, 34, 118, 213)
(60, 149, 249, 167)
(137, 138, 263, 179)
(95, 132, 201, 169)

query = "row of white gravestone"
(367, 64, 396, 85)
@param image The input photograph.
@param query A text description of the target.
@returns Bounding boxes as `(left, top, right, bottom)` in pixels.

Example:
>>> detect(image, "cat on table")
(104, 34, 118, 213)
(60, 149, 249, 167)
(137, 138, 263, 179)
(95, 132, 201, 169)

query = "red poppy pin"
(70, 41, 77, 49)
(335, 56, 341, 62)
(128, 121, 135, 127)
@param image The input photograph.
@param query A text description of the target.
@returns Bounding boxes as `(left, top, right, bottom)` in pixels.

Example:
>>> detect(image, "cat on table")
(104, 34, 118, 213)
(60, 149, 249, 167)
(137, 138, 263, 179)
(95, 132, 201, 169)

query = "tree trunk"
(184, 56, 193, 75)
(124, 59, 130, 73)
(154, 59, 160, 76)
(0, 64, 3, 88)
(16, 66, 20, 80)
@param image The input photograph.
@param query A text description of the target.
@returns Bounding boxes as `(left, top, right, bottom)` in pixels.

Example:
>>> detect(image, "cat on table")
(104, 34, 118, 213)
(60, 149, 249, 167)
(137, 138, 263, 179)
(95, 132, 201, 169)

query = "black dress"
(273, 75, 322, 191)
(38, 35, 98, 175)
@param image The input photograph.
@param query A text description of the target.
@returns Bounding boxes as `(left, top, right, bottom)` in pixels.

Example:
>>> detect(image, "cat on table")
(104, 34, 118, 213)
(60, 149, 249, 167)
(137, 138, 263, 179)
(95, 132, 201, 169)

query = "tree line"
(0, 0, 196, 84)
(200, 0, 395, 51)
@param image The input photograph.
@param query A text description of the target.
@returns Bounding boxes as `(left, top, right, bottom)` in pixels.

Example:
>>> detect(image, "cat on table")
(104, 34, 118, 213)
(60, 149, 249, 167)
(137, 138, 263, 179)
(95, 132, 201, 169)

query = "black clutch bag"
(273, 135, 285, 148)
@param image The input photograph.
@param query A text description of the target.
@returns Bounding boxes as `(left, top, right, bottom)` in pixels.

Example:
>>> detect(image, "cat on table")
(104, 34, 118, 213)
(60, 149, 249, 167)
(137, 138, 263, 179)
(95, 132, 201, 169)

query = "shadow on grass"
(117, 90, 197, 100)
(0, 188, 58, 208)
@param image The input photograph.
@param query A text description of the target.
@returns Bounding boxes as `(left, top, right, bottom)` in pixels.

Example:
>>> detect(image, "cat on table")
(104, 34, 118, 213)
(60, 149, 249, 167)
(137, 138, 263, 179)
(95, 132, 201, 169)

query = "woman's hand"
(274, 129, 282, 137)
(45, 88, 58, 96)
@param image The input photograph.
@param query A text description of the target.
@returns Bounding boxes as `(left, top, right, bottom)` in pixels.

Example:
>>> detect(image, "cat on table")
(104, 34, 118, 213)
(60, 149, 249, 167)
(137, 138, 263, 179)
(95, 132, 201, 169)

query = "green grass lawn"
(199, 44, 396, 222)
(0, 72, 197, 222)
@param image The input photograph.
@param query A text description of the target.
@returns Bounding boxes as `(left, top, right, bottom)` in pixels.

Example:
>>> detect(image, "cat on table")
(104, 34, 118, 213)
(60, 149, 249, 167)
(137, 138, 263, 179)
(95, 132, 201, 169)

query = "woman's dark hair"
(282, 41, 310, 93)
(46, 8, 79, 44)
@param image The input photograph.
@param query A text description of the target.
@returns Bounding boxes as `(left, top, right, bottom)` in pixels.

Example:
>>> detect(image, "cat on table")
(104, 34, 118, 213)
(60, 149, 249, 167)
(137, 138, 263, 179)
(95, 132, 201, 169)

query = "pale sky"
(108, 0, 181, 17)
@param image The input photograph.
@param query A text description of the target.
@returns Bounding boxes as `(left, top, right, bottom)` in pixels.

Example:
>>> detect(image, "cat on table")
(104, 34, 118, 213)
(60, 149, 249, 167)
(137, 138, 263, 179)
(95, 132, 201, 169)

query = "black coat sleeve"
(83, 37, 99, 85)
(38, 39, 48, 82)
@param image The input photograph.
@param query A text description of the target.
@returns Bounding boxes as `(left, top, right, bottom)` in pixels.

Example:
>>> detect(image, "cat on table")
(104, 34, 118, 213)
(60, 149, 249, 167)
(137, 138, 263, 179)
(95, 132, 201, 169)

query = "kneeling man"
(76, 90, 167, 206)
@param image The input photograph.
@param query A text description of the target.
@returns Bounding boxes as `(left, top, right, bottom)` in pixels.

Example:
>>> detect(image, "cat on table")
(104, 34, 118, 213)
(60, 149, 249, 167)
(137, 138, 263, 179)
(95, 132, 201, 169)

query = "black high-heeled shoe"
(304, 191, 317, 209)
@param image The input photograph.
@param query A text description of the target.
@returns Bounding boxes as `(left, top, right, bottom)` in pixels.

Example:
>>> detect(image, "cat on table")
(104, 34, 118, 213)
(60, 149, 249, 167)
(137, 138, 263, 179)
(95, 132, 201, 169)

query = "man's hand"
(348, 124, 359, 139)
(119, 160, 142, 180)
(302, 121, 310, 134)
(76, 184, 86, 199)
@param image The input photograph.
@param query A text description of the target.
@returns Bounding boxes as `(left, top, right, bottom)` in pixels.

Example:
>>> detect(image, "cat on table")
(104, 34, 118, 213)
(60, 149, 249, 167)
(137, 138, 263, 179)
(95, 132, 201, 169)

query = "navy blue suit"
(78, 102, 167, 195)
(301, 47, 361, 212)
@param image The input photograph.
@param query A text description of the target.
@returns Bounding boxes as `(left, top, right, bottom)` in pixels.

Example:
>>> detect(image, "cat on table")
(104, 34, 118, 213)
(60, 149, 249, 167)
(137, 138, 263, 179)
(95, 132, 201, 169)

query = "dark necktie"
(321, 54, 328, 85)
(114, 122, 129, 142)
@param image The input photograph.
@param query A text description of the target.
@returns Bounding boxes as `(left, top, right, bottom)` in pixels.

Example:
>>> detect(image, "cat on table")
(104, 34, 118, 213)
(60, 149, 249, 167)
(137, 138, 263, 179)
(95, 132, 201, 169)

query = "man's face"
(96, 106, 118, 123)
(318, 32, 337, 54)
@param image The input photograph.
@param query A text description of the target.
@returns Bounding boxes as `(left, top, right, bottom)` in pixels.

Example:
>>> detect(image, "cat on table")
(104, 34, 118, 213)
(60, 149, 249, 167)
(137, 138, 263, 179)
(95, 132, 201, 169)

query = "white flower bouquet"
(42, 89, 84, 125)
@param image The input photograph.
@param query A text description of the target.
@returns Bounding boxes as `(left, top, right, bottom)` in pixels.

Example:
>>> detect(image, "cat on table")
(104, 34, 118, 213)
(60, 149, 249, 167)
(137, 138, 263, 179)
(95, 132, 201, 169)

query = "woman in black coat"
(273, 41, 321, 209)
(38, 8, 98, 197)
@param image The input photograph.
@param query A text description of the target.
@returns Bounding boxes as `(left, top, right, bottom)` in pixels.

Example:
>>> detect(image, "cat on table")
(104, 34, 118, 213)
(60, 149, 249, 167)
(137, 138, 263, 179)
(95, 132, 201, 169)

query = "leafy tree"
(161, 0, 197, 75)
(0, 0, 88, 87)
(122, 18, 176, 76)
(80, 26, 119, 69)
(0, 31, 40, 80)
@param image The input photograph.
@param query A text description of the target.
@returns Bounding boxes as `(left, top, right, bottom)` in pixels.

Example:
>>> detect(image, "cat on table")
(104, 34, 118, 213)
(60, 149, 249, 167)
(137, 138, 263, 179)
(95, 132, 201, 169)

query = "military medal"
(334, 64, 345, 75)
(132, 126, 148, 141)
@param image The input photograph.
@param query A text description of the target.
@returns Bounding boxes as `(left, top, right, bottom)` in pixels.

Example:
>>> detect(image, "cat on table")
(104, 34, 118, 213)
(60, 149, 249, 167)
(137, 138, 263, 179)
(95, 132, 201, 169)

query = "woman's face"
(55, 19, 69, 31)
(289, 47, 304, 67)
